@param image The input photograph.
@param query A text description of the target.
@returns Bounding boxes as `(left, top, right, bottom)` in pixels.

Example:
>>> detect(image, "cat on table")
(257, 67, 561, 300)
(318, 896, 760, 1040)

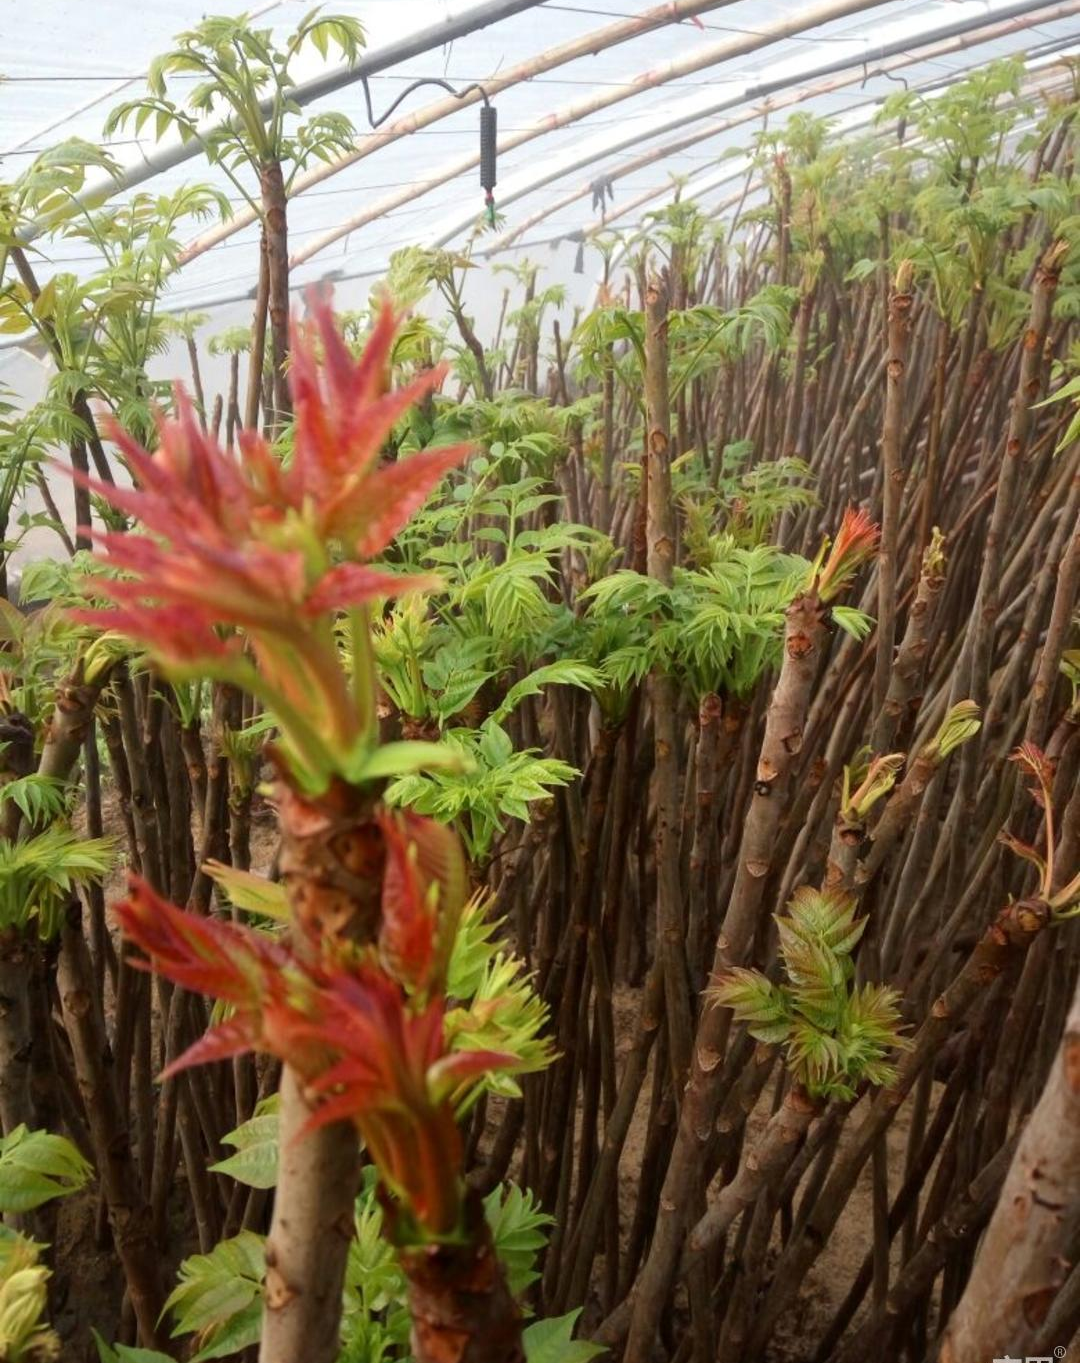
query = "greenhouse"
(0, 2, 1079, 1360)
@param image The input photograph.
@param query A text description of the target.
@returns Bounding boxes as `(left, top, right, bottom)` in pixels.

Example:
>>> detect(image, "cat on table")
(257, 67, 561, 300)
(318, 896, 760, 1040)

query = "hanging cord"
(360, 77, 498, 226)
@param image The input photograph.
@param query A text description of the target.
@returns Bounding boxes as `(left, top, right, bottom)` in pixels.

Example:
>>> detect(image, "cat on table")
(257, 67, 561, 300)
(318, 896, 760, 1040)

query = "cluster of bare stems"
(0, 44, 1078, 1363)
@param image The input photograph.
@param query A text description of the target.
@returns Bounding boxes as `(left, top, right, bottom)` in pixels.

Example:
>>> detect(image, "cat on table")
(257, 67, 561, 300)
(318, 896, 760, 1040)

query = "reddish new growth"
(79, 297, 516, 1239)
(814, 506, 880, 603)
(116, 872, 515, 1236)
(72, 294, 470, 787)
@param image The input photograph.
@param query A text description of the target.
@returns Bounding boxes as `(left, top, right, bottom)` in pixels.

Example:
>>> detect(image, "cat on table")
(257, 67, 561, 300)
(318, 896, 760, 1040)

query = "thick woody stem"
(873, 262, 915, 718)
(398, 1189, 525, 1363)
(260, 1068, 361, 1363)
(940, 973, 1080, 1361)
(259, 159, 292, 428)
(871, 531, 944, 754)
(644, 272, 693, 1097)
(259, 777, 379, 1363)
(261, 776, 524, 1362)
(617, 591, 828, 1361)
(687, 1085, 820, 1257)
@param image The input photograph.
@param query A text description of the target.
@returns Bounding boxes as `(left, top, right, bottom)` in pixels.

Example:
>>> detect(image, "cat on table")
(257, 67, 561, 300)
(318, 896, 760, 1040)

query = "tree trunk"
(0, 932, 33, 1134)
(872, 261, 914, 717)
(940, 974, 1080, 1362)
(644, 273, 693, 1098)
(259, 777, 377, 1363)
(400, 1189, 525, 1363)
(260, 1067, 361, 1363)
(259, 160, 292, 429)
(57, 907, 166, 1348)
(246, 241, 271, 431)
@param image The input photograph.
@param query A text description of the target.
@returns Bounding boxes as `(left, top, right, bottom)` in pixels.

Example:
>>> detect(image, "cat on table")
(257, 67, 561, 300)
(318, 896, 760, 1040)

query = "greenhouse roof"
(2, 0, 1078, 314)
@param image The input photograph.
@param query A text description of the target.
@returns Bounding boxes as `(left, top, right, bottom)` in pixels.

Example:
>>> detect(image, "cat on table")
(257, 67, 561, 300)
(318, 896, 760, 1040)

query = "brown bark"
(260, 1067, 360, 1363)
(618, 590, 829, 1360)
(246, 242, 271, 431)
(940, 974, 1080, 1362)
(873, 261, 915, 718)
(644, 272, 693, 1098)
(259, 159, 292, 428)
(870, 530, 944, 753)
(687, 1084, 820, 1257)
(961, 239, 1065, 704)
(57, 907, 166, 1348)
(0, 931, 33, 1135)
(259, 777, 378, 1363)
(399, 1189, 525, 1363)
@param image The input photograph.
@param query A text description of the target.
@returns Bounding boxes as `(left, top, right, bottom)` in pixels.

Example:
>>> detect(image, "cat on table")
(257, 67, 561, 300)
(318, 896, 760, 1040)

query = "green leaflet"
(162, 1231, 264, 1362)
(92, 1331, 178, 1363)
(523, 1309, 607, 1363)
(207, 1096, 280, 1189)
(0, 1125, 92, 1213)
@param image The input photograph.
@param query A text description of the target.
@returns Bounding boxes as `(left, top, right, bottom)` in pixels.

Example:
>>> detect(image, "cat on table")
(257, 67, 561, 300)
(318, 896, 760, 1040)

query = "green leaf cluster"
(0, 1230, 62, 1362)
(580, 539, 808, 702)
(0, 1125, 91, 1213)
(0, 827, 114, 939)
(160, 1170, 588, 1363)
(386, 722, 576, 865)
(710, 887, 907, 1100)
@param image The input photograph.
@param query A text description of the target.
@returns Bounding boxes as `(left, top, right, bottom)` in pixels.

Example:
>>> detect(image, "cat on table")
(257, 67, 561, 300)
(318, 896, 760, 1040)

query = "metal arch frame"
(86, 70, 1064, 324)
(289, 0, 901, 267)
(17, 0, 551, 244)
(552, 39, 1080, 265)
(138, 55, 1072, 317)
(418, 0, 1075, 252)
(8, 0, 1071, 319)
(475, 0, 1080, 258)
(177, 0, 744, 266)
(594, 66, 1077, 283)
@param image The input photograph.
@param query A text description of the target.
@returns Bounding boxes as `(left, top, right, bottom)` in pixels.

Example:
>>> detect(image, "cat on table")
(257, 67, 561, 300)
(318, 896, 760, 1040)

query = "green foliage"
(581, 539, 807, 702)
(164, 1173, 564, 1363)
(208, 1096, 280, 1189)
(105, 10, 364, 204)
(675, 440, 816, 551)
(162, 1231, 264, 1362)
(92, 1331, 176, 1363)
(572, 305, 645, 405)
(710, 887, 908, 1100)
(0, 826, 115, 939)
(488, 660, 603, 727)
(830, 605, 874, 642)
(667, 285, 798, 396)
(0, 1125, 91, 1213)
(2, 153, 231, 447)
(0, 592, 85, 731)
(0, 777, 69, 828)
(203, 861, 289, 925)
(1038, 367, 1080, 453)
(523, 1308, 606, 1363)
(386, 721, 576, 864)
(482, 1184, 553, 1296)
(445, 945, 555, 1102)
(0, 1230, 62, 1361)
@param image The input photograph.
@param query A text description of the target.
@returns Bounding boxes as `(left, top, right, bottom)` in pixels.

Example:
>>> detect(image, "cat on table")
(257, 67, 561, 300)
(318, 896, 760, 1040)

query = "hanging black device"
(361, 76, 498, 227)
